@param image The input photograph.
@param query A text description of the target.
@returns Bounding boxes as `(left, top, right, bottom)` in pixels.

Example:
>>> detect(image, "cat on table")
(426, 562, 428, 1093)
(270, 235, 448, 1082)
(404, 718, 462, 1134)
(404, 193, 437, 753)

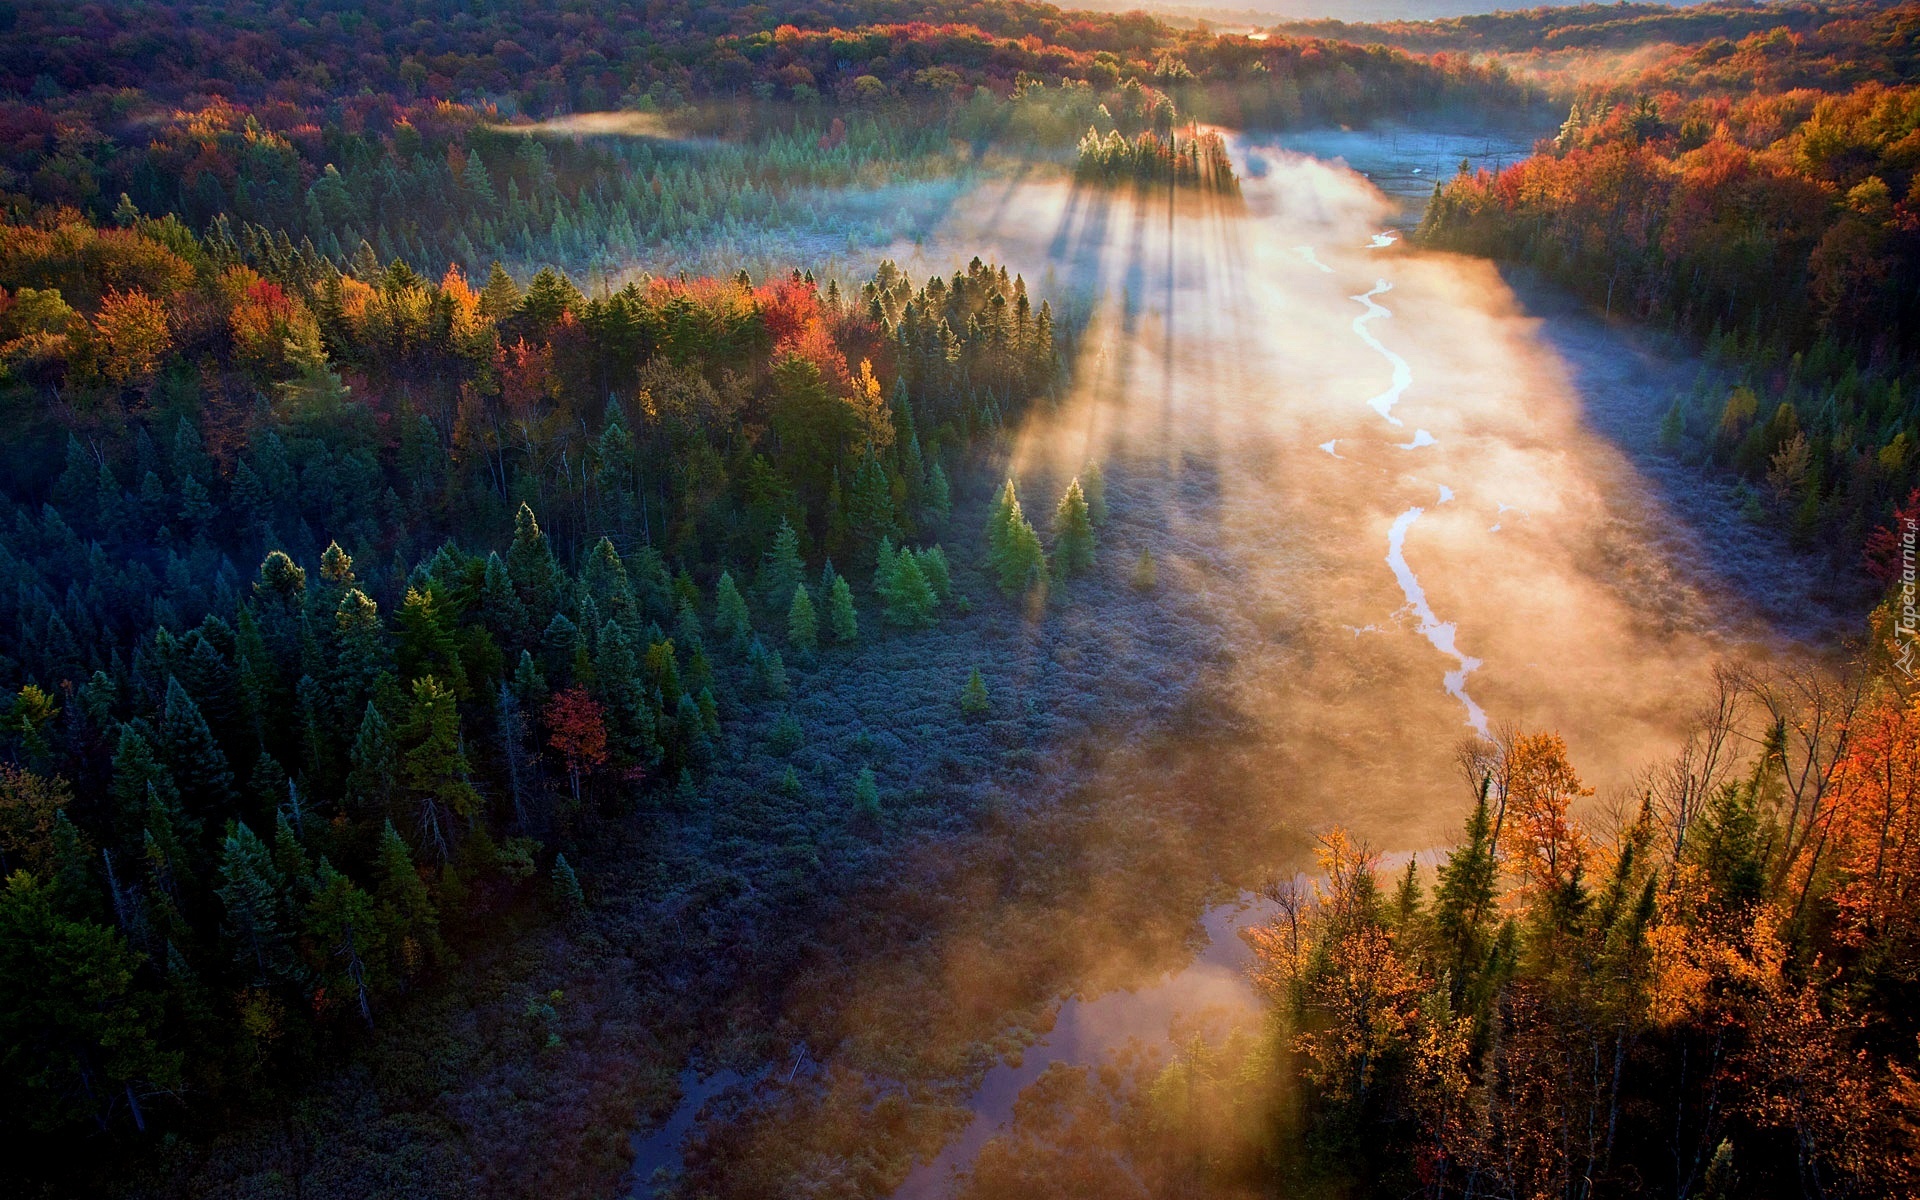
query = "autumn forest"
(0, 0, 1917, 1198)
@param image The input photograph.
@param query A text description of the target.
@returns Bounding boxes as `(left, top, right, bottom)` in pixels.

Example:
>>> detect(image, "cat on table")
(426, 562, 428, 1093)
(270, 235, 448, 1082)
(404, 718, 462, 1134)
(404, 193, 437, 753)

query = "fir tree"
(215, 821, 297, 987)
(373, 820, 445, 979)
(713, 571, 753, 653)
(159, 678, 234, 811)
(1131, 548, 1157, 590)
(346, 701, 397, 817)
(1052, 478, 1095, 578)
(828, 574, 859, 643)
(852, 767, 882, 821)
(787, 584, 819, 656)
(758, 518, 805, 612)
(881, 550, 936, 627)
(987, 482, 1047, 597)
(304, 859, 382, 1027)
(960, 668, 990, 717)
(1081, 461, 1107, 526)
(398, 676, 479, 862)
(507, 503, 566, 628)
(551, 853, 584, 912)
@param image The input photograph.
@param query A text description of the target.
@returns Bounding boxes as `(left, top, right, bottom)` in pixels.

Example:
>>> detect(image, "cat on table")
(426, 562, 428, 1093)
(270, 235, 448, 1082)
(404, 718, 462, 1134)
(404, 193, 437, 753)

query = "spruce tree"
(828, 575, 859, 643)
(1081, 461, 1107, 526)
(852, 767, 881, 821)
(916, 546, 953, 606)
(1131, 548, 1157, 590)
(787, 585, 819, 656)
(304, 859, 382, 1026)
(216, 821, 297, 987)
(332, 588, 388, 732)
(551, 853, 584, 912)
(507, 503, 566, 628)
(346, 701, 397, 817)
(881, 551, 936, 627)
(398, 676, 480, 862)
(1052, 478, 1095, 578)
(990, 492, 1047, 597)
(160, 678, 234, 811)
(960, 668, 990, 717)
(758, 518, 805, 612)
(373, 820, 445, 978)
(713, 571, 753, 653)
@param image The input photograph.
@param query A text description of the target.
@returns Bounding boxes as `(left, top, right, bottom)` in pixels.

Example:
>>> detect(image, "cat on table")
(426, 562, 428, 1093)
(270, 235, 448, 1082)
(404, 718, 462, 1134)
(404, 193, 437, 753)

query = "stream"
(627, 122, 1839, 1197)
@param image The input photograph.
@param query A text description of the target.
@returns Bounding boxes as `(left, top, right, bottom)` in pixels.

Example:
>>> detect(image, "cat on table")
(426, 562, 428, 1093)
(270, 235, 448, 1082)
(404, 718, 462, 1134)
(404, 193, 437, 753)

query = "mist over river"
(635, 129, 1845, 1197)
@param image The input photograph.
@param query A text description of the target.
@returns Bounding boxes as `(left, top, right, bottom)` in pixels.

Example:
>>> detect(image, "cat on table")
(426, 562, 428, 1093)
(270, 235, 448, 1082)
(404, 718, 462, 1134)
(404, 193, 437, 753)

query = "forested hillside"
(1414, 2, 1920, 570)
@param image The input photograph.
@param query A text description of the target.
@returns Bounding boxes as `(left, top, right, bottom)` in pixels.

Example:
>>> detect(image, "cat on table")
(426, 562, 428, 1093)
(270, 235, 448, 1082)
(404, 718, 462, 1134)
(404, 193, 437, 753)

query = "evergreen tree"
(713, 571, 753, 653)
(0, 872, 177, 1134)
(1052, 477, 1095, 578)
(331, 588, 388, 731)
(507, 503, 566, 628)
(828, 574, 859, 643)
(304, 859, 382, 1027)
(758, 518, 805, 612)
(916, 546, 953, 606)
(110, 725, 177, 844)
(481, 552, 529, 645)
(1431, 781, 1500, 1010)
(215, 821, 298, 987)
(925, 461, 952, 525)
(787, 584, 819, 656)
(1081, 461, 1107, 526)
(479, 261, 520, 319)
(987, 482, 1047, 597)
(852, 767, 882, 821)
(551, 853, 584, 912)
(373, 820, 446, 979)
(346, 701, 397, 818)
(881, 549, 936, 627)
(961, 667, 990, 717)
(159, 677, 234, 811)
(398, 676, 479, 862)
(1131, 548, 1157, 590)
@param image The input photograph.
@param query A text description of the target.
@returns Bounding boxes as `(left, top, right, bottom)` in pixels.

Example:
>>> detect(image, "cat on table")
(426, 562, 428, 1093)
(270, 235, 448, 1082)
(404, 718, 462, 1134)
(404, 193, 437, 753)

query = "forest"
(0, 0, 1916, 1197)
(1414, 2, 1920, 564)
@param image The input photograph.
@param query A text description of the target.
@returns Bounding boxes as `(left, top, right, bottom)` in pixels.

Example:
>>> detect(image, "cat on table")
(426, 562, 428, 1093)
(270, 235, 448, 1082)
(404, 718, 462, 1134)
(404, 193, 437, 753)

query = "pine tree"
(881, 550, 936, 627)
(216, 821, 297, 987)
(332, 588, 388, 732)
(961, 668, 990, 717)
(507, 503, 566, 628)
(828, 574, 859, 643)
(551, 853, 584, 912)
(373, 820, 445, 979)
(160, 678, 234, 811)
(787, 584, 819, 656)
(989, 487, 1047, 598)
(1052, 478, 1095, 578)
(1131, 548, 1157, 590)
(346, 701, 397, 817)
(916, 546, 953, 606)
(398, 676, 480, 863)
(304, 859, 382, 1027)
(1081, 461, 1107, 526)
(852, 767, 882, 821)
(758, 518, 805, 612)
(713, 571, 753, 653)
